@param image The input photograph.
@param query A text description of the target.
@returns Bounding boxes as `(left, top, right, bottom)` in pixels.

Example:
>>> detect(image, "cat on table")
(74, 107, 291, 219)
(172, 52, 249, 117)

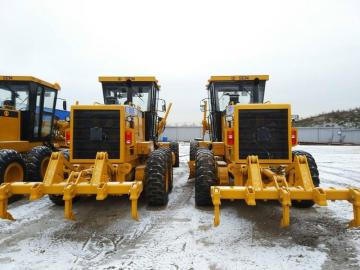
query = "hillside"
(294, 108, 360, 128)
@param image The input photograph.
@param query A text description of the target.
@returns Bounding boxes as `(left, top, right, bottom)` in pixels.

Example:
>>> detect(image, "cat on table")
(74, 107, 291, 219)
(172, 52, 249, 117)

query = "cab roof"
(208, 75, 269, 83)
(98, 76, 160, 88)
(0, 75, 61, 90)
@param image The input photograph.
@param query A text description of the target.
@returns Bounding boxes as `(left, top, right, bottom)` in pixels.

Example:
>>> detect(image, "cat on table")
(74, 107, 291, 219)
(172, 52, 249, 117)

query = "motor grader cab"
(191, 75, 360, 228)
(101, 76, 179, 166)
(0, 76, 176, 222)
(0, 75, 63, 186)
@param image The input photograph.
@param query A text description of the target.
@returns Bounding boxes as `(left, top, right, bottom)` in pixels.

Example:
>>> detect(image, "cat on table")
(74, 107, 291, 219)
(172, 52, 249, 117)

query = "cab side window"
(41, 88, 56, 137)
(15, 87, 29, 111)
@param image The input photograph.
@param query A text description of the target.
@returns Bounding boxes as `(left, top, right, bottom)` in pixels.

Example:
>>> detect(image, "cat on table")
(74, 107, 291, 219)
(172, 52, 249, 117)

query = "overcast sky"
(1, 0, 359, 124)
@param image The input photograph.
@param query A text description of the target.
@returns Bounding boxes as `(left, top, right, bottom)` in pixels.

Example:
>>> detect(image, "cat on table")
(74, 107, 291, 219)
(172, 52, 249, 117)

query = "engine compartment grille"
(72, 110, 120, 160)
(238, 109, 289, 160)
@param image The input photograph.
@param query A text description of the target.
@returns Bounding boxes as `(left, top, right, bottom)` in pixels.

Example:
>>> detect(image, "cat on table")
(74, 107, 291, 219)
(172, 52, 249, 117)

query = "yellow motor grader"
(0, 76, 65, 187)
(53, 118, 70, 149)
(190, 75, 360, 228)
(0, 76, 177, 221)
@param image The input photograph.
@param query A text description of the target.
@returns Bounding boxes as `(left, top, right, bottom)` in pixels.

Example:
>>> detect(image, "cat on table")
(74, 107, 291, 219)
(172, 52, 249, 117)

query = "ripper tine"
(129, 182, 143, 221)
(211, 187, 221, 226)
(279, 188, 291, 228)
(0, 184, 14, 220)
(349, 189, 360, 228)
(209, 151, 360, 228)
(63, 184, 76, 220)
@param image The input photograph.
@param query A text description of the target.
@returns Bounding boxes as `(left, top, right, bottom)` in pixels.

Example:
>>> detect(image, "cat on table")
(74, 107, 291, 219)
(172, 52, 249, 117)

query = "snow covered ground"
(0, 143, 360, 270)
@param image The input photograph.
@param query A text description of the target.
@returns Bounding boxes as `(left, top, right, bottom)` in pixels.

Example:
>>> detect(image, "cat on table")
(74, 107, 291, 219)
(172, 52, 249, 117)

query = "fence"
(297, 127, 360, 145)
(162, 126, 360, 145)
(162, 126, 208, 142)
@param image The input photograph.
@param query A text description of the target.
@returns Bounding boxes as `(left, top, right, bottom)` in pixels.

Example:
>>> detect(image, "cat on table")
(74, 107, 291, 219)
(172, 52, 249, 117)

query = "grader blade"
(211, 155, 360, 228)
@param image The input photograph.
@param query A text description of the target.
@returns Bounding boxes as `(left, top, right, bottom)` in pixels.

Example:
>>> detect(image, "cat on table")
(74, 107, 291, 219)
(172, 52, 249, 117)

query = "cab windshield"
(214, 82, 265, 111)
(0, 83, 30, 110)
(103, 84, 151, 111)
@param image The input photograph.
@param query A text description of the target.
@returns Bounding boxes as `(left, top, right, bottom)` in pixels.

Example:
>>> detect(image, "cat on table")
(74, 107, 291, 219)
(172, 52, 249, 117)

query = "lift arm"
(202, 100, 209, 140)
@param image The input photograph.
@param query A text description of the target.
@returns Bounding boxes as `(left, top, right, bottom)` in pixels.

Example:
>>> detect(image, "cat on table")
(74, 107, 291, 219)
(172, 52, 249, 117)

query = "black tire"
(292, 150, 320, 208)
(145, 149, 170, 206)
(195, 149, 217, 206)
(170, 141, 180, 167)
(0, 149, 27, 202)
(49, 194, 64, 206)
(157, 148, 173, 192)
(163, 148, 174, 192)
(190, 141, 199, 161)
(26, 146, 52, 182)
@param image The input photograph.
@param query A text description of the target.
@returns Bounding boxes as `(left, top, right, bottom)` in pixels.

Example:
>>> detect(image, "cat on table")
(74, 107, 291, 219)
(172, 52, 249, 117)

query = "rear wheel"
(170, 141, 179, 167)
(195, 149, 217, 206)
(145, 149, 170, 206)
(26, 146, 52, 182)
(0, 149, 27, 184)
(292, 150, 320, 208)
(0, 149, 27, 202)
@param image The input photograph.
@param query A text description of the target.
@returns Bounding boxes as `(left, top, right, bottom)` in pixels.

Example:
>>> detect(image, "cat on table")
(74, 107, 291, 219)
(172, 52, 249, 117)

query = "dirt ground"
(0, 144, 360, 270)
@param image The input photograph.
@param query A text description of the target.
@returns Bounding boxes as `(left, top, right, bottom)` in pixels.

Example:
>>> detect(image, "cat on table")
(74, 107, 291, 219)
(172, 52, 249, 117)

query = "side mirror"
(291, 114, 299, 122)
(200, 99, 207, 112)
(63, 100, 67, 111)
(161, 100, 167, 112)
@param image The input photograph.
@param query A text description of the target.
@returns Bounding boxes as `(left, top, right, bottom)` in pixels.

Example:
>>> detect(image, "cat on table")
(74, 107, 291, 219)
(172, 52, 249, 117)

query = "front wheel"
(195, 148, 217, 206)
(145, 149, 171, 206)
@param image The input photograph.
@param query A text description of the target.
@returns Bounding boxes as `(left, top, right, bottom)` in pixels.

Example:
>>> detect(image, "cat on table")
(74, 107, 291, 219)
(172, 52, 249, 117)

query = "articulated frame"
(211, 155, 360, 228)
(0, 152, 143, 221)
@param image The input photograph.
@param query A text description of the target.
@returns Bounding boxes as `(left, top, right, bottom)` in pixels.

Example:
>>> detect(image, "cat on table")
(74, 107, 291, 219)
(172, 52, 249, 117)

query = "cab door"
(32, 85, 57, 141)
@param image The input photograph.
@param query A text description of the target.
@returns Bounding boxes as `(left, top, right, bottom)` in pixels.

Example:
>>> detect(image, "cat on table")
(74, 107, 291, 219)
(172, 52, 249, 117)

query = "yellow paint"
(136, 142, 154, 155)
(98, 76, 160, 89)
(0, 75, 60, 90)
(0, 141, 43, 153)
(209, 75, 269, 82)
(3, 162, 24, 183)
(212, 142, 225, 156)
(0, 110, 20, 141)
(201, 100, 209, 139)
